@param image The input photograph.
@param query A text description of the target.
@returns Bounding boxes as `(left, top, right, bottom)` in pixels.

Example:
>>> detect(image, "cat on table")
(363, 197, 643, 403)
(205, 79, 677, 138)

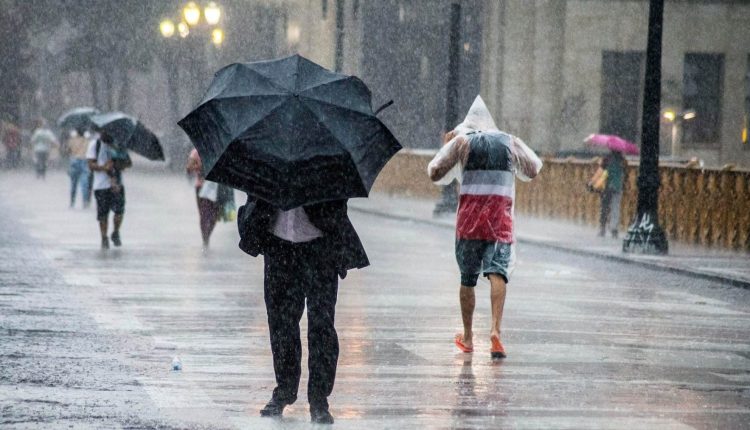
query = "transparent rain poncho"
(428, 95, 542, 185)
(427, 95, 543, 276)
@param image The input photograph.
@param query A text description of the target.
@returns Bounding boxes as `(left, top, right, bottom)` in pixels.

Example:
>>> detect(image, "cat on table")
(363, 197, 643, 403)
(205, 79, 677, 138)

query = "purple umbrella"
(584, 134, 639, 155)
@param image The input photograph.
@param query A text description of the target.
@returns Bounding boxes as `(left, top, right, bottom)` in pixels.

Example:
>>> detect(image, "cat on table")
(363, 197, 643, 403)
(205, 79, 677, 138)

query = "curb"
(350, 205, 750, 290)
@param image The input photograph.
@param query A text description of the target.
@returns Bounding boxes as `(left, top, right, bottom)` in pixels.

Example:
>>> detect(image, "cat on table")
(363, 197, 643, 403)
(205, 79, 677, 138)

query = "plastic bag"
(198, 181, 219, 202)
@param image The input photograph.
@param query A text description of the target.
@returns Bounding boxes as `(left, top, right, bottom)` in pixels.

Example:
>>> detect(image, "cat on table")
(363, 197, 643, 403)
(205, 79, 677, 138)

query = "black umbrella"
(91, 112, 164, 161)
(57, 107, 100, 131)
(178, 54, 402, 210)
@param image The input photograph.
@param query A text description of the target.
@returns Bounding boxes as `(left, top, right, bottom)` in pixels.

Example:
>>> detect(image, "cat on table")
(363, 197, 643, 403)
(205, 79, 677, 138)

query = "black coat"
(237, 196, 369, 278)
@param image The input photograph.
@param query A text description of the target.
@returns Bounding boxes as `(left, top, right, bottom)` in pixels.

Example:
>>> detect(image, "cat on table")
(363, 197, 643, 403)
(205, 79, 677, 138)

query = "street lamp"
(178, 21, 190, 38)
(662, 109, 696, 157)
(160, 19, 176, 38)
(287, 22, 301, 46)
(211, 28, 224, 46)
(205, 2, 221, 25)
(622, 0, 668, 254)
(157, 1, 224, 169)
(183, 1, 201, 26)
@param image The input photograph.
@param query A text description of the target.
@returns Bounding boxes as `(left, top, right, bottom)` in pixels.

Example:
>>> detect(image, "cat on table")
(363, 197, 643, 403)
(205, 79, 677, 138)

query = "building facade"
(288, 0, 750, 167)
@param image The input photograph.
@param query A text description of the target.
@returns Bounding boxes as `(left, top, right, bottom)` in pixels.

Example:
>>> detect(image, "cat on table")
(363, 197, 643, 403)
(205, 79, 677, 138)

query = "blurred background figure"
(186, 148, 232, 251)
(596, 151, 626, 238)
(30, 119, 58, 179)
(66, 128, 91, 208)
(2, 121, 22, 169)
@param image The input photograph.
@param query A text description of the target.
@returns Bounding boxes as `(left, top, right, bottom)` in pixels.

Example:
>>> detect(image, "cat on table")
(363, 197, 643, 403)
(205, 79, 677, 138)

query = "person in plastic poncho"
(427, 96, 542, 359)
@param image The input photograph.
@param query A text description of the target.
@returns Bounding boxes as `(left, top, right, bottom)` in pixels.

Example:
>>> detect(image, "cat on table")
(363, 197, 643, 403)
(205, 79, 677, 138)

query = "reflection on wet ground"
(1, 171, 749, 429)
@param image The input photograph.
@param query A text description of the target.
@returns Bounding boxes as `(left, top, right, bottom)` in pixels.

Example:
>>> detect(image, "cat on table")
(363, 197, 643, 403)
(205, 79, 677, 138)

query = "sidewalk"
(349, 193, 750, 288)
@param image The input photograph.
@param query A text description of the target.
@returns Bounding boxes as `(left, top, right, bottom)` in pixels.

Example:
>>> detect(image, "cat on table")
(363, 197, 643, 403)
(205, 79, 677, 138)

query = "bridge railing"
(373, 150, 750, 250)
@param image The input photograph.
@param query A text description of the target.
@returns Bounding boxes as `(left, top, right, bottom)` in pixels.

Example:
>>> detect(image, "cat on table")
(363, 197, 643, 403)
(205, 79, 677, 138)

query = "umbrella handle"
(374, 100, 394, 116)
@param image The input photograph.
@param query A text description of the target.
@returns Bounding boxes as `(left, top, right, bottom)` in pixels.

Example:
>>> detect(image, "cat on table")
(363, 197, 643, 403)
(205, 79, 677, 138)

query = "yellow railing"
(373, 150, 750, 250)
(515, 159, 750, 250)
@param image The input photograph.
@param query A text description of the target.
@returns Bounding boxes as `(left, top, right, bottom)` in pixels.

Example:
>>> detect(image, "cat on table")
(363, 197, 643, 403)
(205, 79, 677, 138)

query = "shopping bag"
(198, 181, 219, 202)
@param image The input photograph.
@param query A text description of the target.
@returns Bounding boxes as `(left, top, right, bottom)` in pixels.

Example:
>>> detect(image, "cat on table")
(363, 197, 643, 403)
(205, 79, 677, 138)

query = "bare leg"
(489, 274, 507, 338)
(113, 214, 123, 233)
(99, 219, 108, 238)
(459, 286, 475, 349)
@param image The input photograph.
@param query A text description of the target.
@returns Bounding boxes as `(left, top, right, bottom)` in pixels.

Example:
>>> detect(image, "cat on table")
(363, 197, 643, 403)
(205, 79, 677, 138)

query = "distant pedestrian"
(87, 132, 131, 249)
(30, 119, 58, 179)
(186, 148, 233, 250)
(591, 151, 626, 238)
(1, 120, 22, 169)
(66, 128, 91, 208)
(428, 96, 542, 359)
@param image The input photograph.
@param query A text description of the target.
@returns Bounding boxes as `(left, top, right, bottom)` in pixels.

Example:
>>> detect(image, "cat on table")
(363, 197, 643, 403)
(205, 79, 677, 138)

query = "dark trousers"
(263, 236, 339, 408)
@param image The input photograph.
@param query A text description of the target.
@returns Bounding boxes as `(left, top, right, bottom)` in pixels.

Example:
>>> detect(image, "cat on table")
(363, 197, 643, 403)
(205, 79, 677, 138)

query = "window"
(682, 53, 724, 145)
(352, 0, 359, 20)
(321, 0, 328, 19)
(600, 51, 645, 143)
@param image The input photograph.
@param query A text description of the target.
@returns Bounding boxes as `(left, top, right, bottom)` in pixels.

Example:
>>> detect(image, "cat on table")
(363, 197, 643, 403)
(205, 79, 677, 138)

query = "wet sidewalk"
(1, 169, 749, 429)
(349, 193, 750, 288)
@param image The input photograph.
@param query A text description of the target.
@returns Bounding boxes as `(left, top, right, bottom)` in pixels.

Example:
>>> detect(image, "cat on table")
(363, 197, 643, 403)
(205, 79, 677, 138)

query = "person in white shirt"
(30, 119, 58, 179)
(86, 132, 131, 249)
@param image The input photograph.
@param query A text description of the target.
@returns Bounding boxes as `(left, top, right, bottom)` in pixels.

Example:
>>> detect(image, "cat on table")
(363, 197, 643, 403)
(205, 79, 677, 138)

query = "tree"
(59, 0, 170, 112)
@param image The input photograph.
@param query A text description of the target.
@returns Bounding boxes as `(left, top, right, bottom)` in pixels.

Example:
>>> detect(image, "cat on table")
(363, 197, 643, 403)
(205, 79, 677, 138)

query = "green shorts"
(455, 239, 512, 287)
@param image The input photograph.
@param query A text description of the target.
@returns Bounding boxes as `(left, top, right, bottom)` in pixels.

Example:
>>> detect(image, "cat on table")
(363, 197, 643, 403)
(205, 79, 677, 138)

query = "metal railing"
(515, 159, 750, 250)
(373, 150, 750, 250)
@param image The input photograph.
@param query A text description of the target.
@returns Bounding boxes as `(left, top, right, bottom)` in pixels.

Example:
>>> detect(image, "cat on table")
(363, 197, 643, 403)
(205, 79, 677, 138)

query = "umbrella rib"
(298, 95, 373, 117)
(296, 99, 371, 190)
(298, 74, 352, 93)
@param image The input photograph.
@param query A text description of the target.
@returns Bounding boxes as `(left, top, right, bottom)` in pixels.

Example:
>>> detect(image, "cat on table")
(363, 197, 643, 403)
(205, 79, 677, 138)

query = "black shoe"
(101, 237, 110, 250)
(260, 398, 288, 417)
(111, 231, 121, 247)
(310, 406, 334, 424)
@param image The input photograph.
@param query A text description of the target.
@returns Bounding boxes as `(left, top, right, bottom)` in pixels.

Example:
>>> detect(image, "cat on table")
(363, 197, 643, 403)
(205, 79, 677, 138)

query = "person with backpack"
(86, 132, 131, 249)
(427, 96, 542, 360)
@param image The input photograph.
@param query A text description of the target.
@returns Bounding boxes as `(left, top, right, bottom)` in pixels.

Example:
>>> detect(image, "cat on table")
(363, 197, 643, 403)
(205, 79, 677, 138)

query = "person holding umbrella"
(86, 131, 130, 249)
(85, 112, 163, 249)
(179, 55, 401, 424)
(428, 96, 542, 360)
(584, 134, 636, 238)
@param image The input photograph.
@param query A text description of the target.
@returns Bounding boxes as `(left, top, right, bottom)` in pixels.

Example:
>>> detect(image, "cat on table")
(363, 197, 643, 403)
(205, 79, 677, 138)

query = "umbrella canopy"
(91, 112, 164, 161)
(585, 134, 639, 155)
(178, 54, 402, 210)
(57, 107, 100, 131)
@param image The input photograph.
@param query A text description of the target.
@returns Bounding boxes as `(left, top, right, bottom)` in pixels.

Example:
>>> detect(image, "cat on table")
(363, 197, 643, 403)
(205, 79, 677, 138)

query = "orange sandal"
(454, 333, 474, 353)
(490, 334, 506, 359)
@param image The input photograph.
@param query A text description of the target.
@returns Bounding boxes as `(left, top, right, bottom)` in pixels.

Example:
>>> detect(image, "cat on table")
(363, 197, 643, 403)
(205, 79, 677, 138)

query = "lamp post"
(433, 2, 462, 217)
(622, 0, 668, 254)
(158, 1, 224, 168)
(662, 109, 696, 157)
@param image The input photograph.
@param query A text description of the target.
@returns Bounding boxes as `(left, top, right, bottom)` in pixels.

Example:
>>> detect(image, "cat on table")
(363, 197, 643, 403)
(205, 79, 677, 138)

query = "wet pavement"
(351, 193, 750, 287)
(1, 169, 749, 429)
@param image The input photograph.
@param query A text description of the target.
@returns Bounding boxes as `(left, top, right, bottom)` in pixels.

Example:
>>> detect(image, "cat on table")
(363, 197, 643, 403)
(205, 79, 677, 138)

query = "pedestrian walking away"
(30, 119, 59, 179)
(237, 197, 368, 424)
(180, 55, 400, 424)
(597, 151, 626, 238)
(186, 148, 233, 251)
(66, 128, 91, 208)
(428, 95, 542, 359)
(86, 132, 131, 249)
